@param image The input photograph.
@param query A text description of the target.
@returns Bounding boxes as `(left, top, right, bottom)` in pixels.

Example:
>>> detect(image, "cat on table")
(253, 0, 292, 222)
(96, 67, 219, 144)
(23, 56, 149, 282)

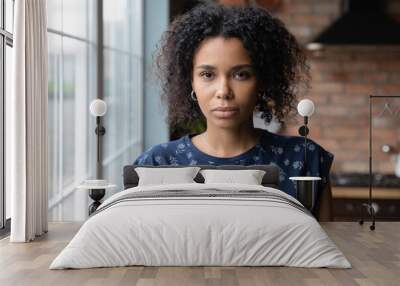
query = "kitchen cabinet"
(332, 187, 400, 221)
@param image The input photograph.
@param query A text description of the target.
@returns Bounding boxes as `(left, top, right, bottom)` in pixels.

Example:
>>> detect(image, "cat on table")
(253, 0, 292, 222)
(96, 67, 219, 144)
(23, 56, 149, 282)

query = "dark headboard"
(123, 164, 280, 189)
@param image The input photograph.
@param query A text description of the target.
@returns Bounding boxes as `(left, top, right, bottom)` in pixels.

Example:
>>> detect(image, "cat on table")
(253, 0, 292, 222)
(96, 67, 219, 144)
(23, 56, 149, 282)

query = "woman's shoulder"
(132, 135, 190, 165)
(260, 128, 334, 157)
(260, 129, 334, 182)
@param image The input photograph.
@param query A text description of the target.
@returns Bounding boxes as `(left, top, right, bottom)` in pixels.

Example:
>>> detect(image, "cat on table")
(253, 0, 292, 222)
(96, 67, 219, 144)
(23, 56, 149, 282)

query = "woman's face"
(192, 36, 259, 129)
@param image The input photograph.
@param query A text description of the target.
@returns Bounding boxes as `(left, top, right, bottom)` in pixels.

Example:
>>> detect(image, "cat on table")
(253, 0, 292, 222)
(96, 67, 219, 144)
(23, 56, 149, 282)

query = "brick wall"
(272, 0, 400, 175)
(219, 0, 400, 175)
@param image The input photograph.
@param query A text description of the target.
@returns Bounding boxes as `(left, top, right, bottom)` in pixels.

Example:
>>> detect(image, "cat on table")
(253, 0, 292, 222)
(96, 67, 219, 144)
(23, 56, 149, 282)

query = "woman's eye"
(200, 71, 214, 80)
(233, 71, 251, 80)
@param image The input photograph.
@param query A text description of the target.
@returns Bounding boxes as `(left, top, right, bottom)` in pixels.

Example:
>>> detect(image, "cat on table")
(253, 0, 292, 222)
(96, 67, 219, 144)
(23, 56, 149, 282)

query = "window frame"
(0, 0, 14, 235)
(47, 0, 97, 220)
(47, 0, 144, 221)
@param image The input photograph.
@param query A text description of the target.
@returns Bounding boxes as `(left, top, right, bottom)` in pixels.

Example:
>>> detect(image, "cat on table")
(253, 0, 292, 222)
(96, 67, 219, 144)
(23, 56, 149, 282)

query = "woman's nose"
(216, 93, 233, 100)
(215, 78, 233, 100)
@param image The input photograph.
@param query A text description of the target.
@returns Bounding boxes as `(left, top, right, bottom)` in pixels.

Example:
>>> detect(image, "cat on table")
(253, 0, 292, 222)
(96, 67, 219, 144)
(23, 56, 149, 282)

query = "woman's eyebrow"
(195, 64, 253, 70)
(195, 65, 215, 70)
(231, 64, 253, 70)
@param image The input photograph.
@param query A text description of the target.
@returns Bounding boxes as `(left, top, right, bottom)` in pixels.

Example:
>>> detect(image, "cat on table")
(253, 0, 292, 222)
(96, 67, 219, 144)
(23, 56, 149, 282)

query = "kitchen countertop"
(331, 173, 400, 188)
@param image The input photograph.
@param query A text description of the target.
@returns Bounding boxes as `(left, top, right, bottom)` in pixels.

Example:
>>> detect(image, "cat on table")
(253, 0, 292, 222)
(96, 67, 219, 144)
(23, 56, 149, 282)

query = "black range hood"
(307, 0, 400, 50)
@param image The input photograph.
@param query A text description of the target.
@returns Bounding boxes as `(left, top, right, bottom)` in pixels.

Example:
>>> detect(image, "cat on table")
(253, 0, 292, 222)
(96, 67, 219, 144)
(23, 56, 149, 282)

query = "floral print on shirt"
(133, 129, 334, 200)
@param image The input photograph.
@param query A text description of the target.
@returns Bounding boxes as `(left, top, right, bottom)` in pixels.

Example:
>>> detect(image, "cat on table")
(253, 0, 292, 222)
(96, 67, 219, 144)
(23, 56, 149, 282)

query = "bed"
(49, 165, 350, 269)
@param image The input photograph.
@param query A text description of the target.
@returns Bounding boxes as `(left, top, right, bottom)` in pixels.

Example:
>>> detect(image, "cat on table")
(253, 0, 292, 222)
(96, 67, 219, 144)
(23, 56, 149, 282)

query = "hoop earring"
(190, 90, 197, 101)
(258, 91, 267, 100)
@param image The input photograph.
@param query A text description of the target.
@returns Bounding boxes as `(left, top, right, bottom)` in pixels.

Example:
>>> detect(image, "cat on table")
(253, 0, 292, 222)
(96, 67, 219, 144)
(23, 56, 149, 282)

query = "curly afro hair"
(156, 3, 309, 134)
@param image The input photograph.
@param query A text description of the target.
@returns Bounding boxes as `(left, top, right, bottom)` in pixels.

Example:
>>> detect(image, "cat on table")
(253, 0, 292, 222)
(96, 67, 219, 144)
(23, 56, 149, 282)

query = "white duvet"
(49, 183, 351, 269)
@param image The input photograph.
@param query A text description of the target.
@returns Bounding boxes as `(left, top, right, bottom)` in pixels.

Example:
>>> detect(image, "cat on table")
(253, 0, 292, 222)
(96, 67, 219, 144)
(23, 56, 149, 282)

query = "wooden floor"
(0, 222, 399, 286)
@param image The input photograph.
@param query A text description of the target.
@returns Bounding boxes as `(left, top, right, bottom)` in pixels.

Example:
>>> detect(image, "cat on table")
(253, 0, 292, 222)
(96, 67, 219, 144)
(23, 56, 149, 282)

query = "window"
(47, 0, 143, 221)
(0, 0, 14, 232)
(102, 0, 143, 198)
(47, 0, 97, 221)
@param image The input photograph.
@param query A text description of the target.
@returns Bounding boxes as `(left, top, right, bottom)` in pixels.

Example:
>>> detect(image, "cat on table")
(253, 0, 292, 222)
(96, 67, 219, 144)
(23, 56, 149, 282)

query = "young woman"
(133, 3, 333, 219)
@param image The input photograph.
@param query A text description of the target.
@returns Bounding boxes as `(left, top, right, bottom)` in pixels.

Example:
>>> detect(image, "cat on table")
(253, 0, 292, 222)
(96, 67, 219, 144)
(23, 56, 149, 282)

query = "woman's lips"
(212, 109, 239, 119)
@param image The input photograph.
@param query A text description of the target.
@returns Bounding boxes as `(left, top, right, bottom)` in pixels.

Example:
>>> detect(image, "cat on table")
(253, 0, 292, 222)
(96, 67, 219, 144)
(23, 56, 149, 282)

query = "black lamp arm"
(95, 116, 106, 179)
(298, 116, 309, 176)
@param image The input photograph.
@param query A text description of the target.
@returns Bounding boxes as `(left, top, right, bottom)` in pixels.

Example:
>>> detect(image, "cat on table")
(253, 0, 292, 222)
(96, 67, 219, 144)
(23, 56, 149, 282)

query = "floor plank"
(0, 222, 399, 286)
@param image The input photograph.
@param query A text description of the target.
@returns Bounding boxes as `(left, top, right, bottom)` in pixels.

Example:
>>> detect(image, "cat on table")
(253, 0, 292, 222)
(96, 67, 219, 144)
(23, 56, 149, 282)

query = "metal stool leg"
(369, 203, 376, 231)
(359, 202, 376, 231)
(359, 202, 365, 225)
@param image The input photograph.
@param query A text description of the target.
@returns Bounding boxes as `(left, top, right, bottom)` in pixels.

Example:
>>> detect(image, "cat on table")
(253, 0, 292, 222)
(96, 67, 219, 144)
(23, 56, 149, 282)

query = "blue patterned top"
(133, 128, 334, 199)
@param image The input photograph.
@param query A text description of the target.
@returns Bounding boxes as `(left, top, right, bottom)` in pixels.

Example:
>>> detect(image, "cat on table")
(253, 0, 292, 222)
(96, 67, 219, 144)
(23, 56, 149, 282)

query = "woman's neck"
(192, 122, 261, 158)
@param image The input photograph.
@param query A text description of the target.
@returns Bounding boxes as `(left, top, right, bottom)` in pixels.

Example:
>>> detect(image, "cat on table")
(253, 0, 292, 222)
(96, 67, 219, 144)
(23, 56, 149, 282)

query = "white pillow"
(135, 167, 201, 186)
(200, 169, 266, 185)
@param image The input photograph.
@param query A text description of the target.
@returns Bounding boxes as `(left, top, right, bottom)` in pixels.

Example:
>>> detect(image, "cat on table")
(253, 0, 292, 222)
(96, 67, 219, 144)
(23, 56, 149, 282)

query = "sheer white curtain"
(6, 0, 48, 242)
